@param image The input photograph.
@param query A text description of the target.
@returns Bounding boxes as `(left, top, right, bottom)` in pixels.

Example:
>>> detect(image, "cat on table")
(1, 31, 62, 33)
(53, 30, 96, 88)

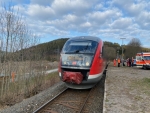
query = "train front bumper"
(59, 72, 104, 89)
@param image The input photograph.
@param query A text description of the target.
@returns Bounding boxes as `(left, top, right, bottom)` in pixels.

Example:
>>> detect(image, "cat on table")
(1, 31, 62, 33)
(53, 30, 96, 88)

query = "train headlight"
(83, 55, 93, 67)
(86, 62, 90, 66)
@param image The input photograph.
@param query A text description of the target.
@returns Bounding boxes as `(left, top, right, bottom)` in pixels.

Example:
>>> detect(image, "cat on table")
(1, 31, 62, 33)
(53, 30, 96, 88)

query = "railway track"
(33, 83, 98, 113)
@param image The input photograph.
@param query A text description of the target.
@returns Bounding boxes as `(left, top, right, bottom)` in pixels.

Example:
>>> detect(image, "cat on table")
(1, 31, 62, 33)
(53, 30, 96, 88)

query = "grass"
(46, 71, 59, 80)
(134, 95, 143, 100)
(0, 71, 60, 107)
(141, 78, 150, 95)
(106, 98, 109, 102)
(131, 78, 150, 96)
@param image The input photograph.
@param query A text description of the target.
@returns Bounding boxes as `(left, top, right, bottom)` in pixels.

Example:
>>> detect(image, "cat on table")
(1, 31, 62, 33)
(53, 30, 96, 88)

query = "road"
(45, 68, 58, 74)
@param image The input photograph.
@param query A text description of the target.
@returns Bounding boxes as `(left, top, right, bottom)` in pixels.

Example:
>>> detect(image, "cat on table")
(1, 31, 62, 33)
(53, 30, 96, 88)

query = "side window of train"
(100, 45, 104, 58)
(102, 45, 104, 56)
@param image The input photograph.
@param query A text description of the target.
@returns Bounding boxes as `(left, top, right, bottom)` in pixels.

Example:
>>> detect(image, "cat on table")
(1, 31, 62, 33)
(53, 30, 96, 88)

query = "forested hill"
(37, 39, 120, 53)
(36, 39, 121, 56)
(29, 38, 69, 61)
(33, 39, 121, 61)
(36, 38, 69, 55)
(18, 38, 150, 61)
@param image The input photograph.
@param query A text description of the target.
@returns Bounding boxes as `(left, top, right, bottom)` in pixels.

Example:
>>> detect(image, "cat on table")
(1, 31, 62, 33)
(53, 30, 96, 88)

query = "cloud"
(112, 0, 145, 16)
(80, 22, 92, 28)
(127, 3, 145, 16)
(26, 4, 55, 20)
(110, 18, 133, 29)
(94, 3, 104, 10)
(136, 11, 150, 29)
(51, 0, 92, 16)
(2, 0, 150, 48)
(30, 0, 54, 6)
(87, 9, 122, 30)
(46, 14, 82, 30)
(13, 4, 27, 14)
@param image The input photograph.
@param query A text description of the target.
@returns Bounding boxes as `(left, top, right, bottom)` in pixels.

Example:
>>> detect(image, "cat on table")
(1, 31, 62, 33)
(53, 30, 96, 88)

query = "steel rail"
(77, 89, 92, 113)
(78, 83, 97, 113)
(32, 87, 68, 113)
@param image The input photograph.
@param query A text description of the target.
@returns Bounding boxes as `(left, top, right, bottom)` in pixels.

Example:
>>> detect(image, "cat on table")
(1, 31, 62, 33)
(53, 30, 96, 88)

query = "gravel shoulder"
(103, 62, 150, 113)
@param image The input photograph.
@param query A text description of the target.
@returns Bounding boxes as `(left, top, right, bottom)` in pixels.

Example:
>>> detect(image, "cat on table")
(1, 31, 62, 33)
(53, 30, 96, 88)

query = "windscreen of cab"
(61, 40, 98, 67)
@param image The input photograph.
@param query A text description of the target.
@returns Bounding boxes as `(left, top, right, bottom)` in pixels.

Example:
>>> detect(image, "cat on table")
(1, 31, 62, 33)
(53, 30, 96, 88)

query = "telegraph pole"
(120, 38, 126, 66)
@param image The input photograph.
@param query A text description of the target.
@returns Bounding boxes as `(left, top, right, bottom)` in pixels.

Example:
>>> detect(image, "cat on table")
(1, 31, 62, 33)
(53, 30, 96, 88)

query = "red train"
(58, 36, 107, 89)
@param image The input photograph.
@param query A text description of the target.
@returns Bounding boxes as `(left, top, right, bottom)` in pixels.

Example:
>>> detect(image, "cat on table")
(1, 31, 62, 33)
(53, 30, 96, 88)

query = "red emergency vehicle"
(136, 52, 150, 69)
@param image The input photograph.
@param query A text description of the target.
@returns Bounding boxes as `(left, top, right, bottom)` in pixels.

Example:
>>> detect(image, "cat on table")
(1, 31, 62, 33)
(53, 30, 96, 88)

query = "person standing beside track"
(113, 59, 116, 66)
(127, 58, 129, 66)
(129, 58, 131, 67)
(117, 58, 121, 67)
(131, 57, 134, 67)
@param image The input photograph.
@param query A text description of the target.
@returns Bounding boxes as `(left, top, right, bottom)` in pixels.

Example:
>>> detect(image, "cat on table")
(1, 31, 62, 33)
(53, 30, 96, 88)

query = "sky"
(1, 0, 150, 48)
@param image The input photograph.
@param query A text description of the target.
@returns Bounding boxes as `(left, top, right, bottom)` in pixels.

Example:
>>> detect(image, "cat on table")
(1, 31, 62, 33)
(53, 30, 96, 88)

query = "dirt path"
(103, 63, 150, 113)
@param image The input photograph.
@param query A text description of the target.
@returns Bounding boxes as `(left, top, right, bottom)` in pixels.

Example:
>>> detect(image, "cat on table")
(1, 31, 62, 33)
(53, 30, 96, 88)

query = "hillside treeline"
(17, 38, 121, 61)
(5, 37, 150, 62)
(11, 38, 150, 62)
(104, 38, 150, 60)
(16, 38, 69, 61)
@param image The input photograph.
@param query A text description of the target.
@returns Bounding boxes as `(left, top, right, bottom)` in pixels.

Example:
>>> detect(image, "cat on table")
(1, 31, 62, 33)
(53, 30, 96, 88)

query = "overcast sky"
(1, 0, 150, 48)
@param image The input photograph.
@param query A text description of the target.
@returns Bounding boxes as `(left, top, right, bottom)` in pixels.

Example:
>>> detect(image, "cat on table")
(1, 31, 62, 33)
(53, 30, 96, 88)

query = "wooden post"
(11, 72, 15, 82)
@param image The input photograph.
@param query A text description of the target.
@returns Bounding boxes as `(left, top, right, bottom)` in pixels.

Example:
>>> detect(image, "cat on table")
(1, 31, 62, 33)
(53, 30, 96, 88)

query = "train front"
(58, 37, 104, 89)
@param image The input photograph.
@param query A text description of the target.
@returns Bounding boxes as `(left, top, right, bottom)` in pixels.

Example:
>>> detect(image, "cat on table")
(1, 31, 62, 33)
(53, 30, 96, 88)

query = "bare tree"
(0, 2, 41, 103)
(125, 38, 142, 58)
(0, 2, 57, 107)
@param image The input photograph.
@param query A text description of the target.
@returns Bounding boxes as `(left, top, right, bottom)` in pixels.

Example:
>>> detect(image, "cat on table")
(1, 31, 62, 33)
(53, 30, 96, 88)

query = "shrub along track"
(33, 74, 106, 113)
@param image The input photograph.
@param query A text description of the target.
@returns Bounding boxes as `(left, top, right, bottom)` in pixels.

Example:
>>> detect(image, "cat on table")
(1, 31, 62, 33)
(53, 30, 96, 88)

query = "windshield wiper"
(65, 50, 80, 54)
(84, 42, 90, 51)
(74, 50, 80, 53)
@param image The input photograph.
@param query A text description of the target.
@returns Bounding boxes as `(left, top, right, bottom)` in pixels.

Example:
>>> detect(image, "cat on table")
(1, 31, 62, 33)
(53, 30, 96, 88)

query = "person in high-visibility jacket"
(118, 58, 121, 67)
(113, 59, 116, 66)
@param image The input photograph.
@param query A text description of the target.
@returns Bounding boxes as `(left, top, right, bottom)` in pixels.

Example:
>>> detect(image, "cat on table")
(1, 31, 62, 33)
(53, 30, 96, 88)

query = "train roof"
(68, 36, 102, 43)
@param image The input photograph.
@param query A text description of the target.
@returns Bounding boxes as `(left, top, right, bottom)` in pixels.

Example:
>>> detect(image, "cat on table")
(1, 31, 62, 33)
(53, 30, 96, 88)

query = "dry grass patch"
(0, 71, 60, 108)
(131, 78, 150, 96)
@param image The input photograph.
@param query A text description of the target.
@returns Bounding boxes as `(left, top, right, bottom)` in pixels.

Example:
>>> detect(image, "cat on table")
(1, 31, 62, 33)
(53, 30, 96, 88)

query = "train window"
(70, 42, 92, 46)
(102, 45, 104, 57)
(62, 40, 98, 54)
(99, 42, 104, 58)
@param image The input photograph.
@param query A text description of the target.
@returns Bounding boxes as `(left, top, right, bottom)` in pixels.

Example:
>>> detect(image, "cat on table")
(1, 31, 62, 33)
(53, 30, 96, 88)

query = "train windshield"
(62, 40, 98, 54)
(61, 40, 98, 67)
